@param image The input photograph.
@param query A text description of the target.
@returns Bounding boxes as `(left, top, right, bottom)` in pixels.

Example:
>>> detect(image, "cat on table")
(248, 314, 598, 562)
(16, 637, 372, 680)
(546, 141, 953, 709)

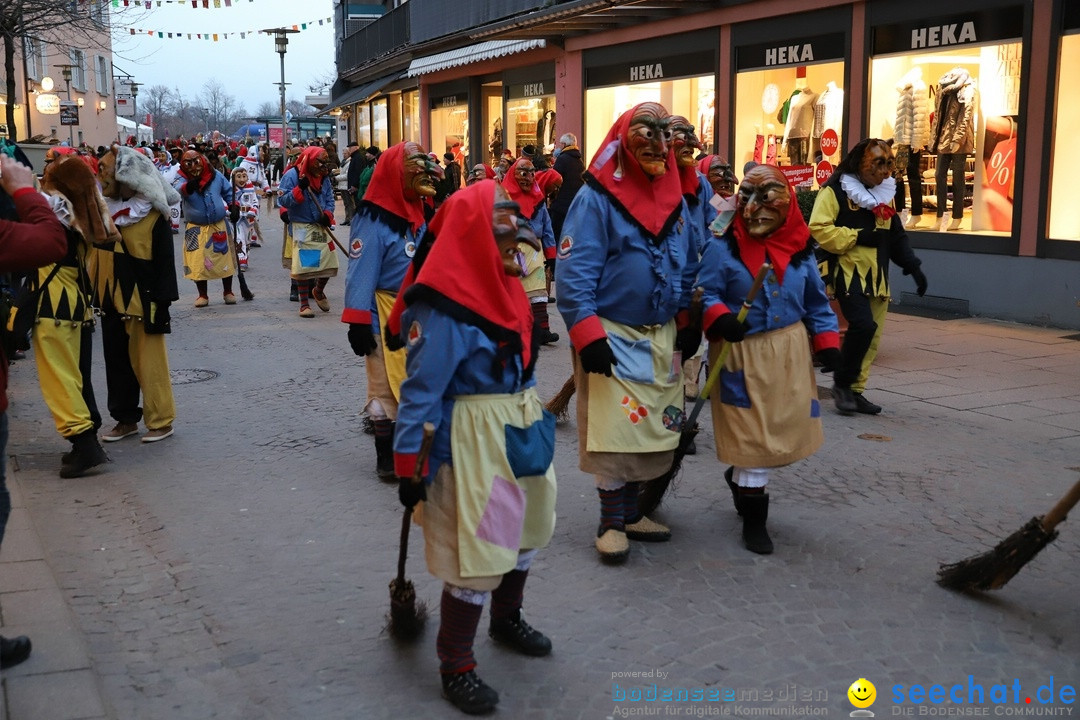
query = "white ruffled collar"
(105, 195, 154, 227)
(839, 174, 895, 211)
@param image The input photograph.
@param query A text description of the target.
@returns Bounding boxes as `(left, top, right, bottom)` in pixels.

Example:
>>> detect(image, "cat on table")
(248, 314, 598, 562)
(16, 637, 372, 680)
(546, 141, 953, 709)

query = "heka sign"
(910, 22, 977, 49)
(766, 44, 814, 66)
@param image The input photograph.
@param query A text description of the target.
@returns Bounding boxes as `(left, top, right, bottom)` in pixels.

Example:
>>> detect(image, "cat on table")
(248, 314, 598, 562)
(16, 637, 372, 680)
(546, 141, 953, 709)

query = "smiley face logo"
(848, 678, 876, 709)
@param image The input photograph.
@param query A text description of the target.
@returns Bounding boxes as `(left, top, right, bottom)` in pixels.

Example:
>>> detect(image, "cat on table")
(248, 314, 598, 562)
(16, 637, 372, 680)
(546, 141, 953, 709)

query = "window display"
(1049, 34, 1080, 241)
(584, 75, 712, 162)
(733, 33, 847, 191)
(505, 97, 556, 160)
(869, 8, 1024, 235)
(355, 103, 371, 148)
(429, 93, 469, 166)
(401, 90, 420, 145)
(372, 97, 389, 151)
(481, 82, 503, 167)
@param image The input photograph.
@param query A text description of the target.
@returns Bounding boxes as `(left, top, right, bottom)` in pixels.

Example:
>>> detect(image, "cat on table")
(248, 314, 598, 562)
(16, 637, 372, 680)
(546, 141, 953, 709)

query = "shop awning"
(406, 39, 547, 77)
(317, 71, 406, 116)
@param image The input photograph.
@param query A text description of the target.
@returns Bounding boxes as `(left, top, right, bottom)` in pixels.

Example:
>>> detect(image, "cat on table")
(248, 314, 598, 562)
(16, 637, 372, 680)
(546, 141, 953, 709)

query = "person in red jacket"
(0, 152, 70, 670)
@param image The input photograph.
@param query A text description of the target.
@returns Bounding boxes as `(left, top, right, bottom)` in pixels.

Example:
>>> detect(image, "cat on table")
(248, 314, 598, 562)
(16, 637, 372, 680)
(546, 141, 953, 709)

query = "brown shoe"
(311, 287, 330, 312)
(223, 293, 238, 305)
(625, 515, 671, 542)
(298, 305, 315, 318)
(595, 527, 630, 563)
(141, 426, 174, 443)
(194, 296, 209, 308)
(101, 422, 139, 443)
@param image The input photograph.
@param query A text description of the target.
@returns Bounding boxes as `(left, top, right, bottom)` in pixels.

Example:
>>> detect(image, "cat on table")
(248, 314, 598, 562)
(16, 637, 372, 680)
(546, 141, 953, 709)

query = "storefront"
(869, 5, 1025, 240)
(503, 66, 557, 160)
(582, 32, 716, 160)
(1048, 1, 1080, 243)
(731, 9, 850, 191)
(428, 81, 470, 164)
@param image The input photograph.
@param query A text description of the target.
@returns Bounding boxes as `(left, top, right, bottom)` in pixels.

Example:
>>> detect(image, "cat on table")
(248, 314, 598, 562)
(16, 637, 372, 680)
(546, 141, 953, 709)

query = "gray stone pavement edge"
(0, 205, 1078, 719)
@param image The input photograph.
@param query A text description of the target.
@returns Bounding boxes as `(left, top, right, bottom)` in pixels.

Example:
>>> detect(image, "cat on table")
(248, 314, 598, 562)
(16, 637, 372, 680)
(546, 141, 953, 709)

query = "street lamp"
(57, 63, 74, 147)
(263, 27, 299, 159)
(129, 81, 140, 144)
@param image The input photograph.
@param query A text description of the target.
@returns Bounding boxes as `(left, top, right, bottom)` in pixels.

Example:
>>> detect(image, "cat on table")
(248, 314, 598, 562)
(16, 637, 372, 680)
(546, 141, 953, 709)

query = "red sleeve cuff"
(812, 330, 840, 352)
(323, 210, 336, 226)
(11, 187, 38, 200)
(569, 315, 607, 351)
(291, 186, 305, 203)
(394, 453, 429, 480)
(340, 308, 372, 324)
(703, 303, 733, 340)
(544, 246, 557, 260)
(675, 309, 690, 330)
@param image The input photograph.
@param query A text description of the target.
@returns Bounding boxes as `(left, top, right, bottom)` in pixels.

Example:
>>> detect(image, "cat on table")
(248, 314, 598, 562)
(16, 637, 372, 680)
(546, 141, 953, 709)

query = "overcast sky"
(109, 0, 336, 114)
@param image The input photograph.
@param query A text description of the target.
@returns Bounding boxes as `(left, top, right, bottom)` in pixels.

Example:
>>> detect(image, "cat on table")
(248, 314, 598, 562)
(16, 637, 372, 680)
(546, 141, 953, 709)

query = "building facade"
(328, 0, 1079, 330)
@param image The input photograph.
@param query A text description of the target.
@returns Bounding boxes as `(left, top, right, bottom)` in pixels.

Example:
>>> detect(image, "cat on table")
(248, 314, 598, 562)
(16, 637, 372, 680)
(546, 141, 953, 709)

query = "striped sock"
(297, 279, 312, 305)
(437, 590, 483, 674)
(532, 301, 550, 331)
(598, 488, 624, 533)
(373, 418, 393, 439)
(622, 482, 642, 525)
(490, 569, 528, 623)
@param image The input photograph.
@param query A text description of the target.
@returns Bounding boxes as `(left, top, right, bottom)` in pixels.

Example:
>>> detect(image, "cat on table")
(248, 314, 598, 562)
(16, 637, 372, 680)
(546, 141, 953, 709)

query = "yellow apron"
(288, 222, 339, 280)
(585, 318, 683, 453)
(375, 289, 407, 401)
(520, 246, 546, 296)
(426, 388, 557, 581)
(182, 220, 235, 280)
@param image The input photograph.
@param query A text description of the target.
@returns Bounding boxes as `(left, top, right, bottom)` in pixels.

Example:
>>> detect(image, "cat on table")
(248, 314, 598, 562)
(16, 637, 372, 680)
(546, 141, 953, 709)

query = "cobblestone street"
(1, 215, 1077, 720)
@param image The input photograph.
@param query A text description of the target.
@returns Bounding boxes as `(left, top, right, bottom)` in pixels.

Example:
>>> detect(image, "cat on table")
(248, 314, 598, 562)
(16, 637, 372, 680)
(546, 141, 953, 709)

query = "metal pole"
(279, 50, 287, 159)
(66, 80, 74, 147)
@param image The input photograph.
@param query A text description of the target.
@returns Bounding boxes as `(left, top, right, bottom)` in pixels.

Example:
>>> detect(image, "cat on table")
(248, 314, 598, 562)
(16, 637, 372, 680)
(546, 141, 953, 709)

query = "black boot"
(489, 608, 552, 657)
(739, 491, 773, 555)
(373, 423, 395, 482)
(60, 430, 109, 478)
(723, 467, 741, 516)
(441, 669, 499, 715)
(0, 635, 32, 669)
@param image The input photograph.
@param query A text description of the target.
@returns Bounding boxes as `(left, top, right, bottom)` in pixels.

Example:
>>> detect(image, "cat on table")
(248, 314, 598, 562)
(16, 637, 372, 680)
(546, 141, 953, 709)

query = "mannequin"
(893, 67, 930, 228)
(783, 82, 817, 165)
(929, 67, 976, 231)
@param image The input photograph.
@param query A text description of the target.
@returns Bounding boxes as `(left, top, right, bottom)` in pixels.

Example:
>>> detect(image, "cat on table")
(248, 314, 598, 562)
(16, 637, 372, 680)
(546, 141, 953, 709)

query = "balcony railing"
(339, 3, 410, 71)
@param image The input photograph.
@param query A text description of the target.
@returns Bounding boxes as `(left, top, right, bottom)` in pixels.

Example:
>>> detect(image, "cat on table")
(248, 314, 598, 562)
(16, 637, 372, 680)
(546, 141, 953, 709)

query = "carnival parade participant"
(235, 145, 270, 246)
(502, 158, 558, 346)
(698, 155, 738, 200)
(555, 102, 700, 563)
(92, 145, 180, 445)
(698, 164, 840, 554)
(809, 138, 928, 415)
(278, 146, 338, 318)
(35, 154, 114, 477)
(230, 167, 261, 271)
(392, 180, 556, 715)
(342, 142, 440, 480)
(173, 149, 237, 307)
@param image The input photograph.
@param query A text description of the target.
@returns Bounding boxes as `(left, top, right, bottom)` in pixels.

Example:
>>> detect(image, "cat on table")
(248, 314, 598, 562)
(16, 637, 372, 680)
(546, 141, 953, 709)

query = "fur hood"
(114, 145, 181, 218)
(41, 154, 121, 245)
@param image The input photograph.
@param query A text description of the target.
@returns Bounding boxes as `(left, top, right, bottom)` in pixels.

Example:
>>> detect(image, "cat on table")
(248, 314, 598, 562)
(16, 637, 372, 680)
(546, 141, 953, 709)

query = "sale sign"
(815, 161, 834, 186)
(819, 129, 839, 158)
(779, 165, 815, 188)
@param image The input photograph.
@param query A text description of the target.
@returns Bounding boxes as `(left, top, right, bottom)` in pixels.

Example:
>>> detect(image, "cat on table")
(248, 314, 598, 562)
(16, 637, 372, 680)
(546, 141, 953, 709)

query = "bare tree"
(306, 68, 336, 94)
(141, 84, 171, 130)
(255, 101, 278, 118)
(286, 98, 316, 117)
(0, 0, 118, 140)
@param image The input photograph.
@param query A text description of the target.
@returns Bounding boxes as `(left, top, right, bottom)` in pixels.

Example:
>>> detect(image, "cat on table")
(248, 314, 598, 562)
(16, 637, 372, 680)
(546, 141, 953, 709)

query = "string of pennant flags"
(124, 16, 332, 40)
(109, 0, 256, 7)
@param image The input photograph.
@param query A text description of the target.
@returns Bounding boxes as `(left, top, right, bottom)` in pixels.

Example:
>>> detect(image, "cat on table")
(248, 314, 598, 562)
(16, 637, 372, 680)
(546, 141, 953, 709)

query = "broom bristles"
(388, 577, 428, 640)
(936, 516, 1057, 592)
(545, 375, 576, 422)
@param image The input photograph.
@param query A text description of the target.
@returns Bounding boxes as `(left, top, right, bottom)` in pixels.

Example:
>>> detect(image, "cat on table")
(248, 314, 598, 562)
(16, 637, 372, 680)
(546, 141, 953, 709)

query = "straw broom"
(545, 375, 576, 422)
(638, 263, 772, 517)
(936, 478, 1080, 592)
(388, 422, 436, 639)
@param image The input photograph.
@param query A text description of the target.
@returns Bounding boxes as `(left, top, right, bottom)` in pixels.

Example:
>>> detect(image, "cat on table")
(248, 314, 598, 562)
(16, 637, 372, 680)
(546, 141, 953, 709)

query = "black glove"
(907, 266, 928, 297)
(578, 338, 617, 376)
(298, 176, 310, 191)
(317, 213, 333, 228)
(184, 180, 201, 196)
(228, 204, 240, 224)
(280, 211, 290, 225)
(675, 326, 701, 358)
(348, 323, 378, 356)
(544, 258, 556, 272)
(709, 313, 748, 343)
(815, 347, 842, 373)
(398, 476, 427, 509)
(855, 228, 886, 248)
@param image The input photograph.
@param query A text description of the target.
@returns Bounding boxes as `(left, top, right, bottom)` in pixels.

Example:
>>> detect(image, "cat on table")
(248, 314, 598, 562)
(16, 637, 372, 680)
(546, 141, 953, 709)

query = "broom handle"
(685, 263, 772, 430)
(1041, 478, 1080, 532)
(396, 422, 436, 583)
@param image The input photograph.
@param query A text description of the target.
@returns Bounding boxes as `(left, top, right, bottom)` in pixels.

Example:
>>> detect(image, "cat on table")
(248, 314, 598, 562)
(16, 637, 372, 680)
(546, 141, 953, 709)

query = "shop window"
(505, 96, 556, 162)
(481, 82, 503, 167)
(355, 103, 371, 148)
(430, 95, 468, 166)
(868, 42, 1021, 235)
(1049, 34, 1080, 241)
(584, 75, 711, 163)
(401, 90, 420, 144)
(372, 97, 388, 151)
(734, 63, 844, 191)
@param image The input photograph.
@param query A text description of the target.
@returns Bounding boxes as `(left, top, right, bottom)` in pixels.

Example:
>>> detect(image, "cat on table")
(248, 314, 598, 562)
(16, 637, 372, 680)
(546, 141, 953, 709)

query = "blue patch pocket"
(608, 332, 654, 385)
(504, 410, 556, 478)
(810, 399, 821, 418)
(720, 369, 751, 409)
(298, 248, 322, 268)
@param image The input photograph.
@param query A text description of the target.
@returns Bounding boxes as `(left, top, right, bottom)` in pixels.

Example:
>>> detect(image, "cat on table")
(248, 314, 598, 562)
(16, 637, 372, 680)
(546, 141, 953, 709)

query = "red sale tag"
(820, 129, 839, 158)
(815, 161, 833, 186)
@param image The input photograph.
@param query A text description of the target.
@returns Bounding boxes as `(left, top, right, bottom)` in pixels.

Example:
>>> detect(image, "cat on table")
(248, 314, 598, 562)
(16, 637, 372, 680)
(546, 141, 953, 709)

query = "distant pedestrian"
(549, 132, 585, 242)
(355, 146, 380, 202)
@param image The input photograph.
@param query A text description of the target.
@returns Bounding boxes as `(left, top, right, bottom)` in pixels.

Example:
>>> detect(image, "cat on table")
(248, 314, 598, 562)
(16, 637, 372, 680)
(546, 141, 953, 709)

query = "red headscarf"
(585, 102, 683, 238)
(730, 181, 809, 285)
(296, 146, 329, 186)
(386, 180, 533, 370)
(179, 150, 212, 185)
(362, 142, 427, 234)
(500, 158, 546, 220)
(535, 169, 562, 199)
(697, 154, 717, 175)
